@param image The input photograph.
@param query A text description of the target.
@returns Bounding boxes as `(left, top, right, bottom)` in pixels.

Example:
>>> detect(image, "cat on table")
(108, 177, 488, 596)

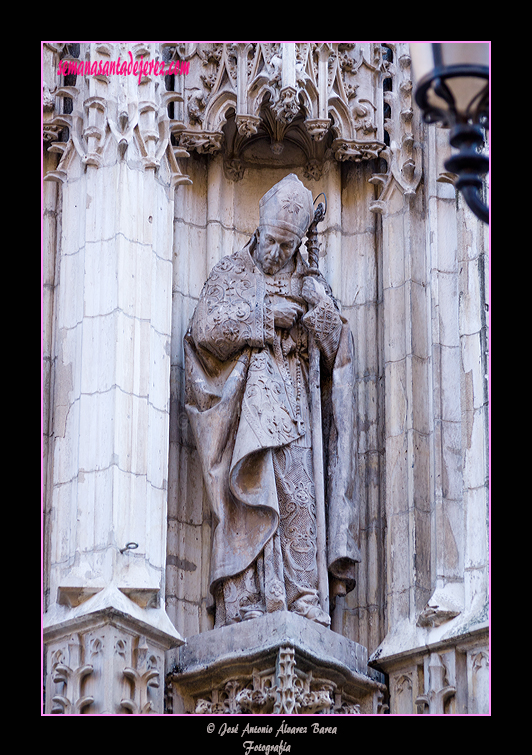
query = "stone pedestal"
(44, 587, 181, 714)
(369, 612, 489, 714)
(167, 611, 387, 715)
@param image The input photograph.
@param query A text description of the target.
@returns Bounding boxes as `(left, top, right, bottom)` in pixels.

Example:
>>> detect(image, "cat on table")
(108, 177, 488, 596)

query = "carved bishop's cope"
(184, 174, 359, 629)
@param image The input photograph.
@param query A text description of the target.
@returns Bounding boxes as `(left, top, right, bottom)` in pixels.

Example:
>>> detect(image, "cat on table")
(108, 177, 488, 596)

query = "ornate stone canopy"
(166, 43, 388, 173)
(44, 42, 421, 204)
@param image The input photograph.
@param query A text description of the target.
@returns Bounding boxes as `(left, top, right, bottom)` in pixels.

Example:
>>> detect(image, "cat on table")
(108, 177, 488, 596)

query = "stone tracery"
(42, 41, 489, 716)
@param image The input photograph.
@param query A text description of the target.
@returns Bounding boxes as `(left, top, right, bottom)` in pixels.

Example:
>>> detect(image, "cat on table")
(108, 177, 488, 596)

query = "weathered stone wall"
(42, 42, 489, 714)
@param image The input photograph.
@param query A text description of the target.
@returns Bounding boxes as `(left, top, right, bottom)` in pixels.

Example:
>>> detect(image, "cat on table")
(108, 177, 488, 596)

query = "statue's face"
(255, 226, 300, 275)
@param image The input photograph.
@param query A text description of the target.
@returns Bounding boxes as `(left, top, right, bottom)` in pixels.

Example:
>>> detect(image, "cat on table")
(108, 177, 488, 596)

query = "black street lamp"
(410, 43, 489, 223)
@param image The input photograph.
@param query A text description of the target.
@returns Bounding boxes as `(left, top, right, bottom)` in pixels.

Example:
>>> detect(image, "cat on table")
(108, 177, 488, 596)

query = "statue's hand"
(302, 276, 328, 307)
(272, 300, 304, 329)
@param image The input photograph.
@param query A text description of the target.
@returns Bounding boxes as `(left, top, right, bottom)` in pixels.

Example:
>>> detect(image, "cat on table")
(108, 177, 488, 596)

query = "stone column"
(367, 43, 431, 639)
(366, 45, 489, 713)
(42, 42, 189, 714)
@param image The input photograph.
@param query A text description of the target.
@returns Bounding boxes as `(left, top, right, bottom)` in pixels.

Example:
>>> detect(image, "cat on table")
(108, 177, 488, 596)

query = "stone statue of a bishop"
(184, 174, 360, 629)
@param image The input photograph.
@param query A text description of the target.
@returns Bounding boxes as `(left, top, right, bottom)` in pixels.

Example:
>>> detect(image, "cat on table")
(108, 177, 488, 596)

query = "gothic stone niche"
(167, 611, 387, 714)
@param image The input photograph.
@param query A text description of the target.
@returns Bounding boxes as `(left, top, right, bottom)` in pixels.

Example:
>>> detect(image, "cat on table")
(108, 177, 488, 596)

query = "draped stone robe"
(184, 237, 360, 626)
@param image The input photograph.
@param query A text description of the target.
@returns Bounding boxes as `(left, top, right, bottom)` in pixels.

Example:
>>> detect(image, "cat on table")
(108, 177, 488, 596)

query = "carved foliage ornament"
(47, 630, 164, 715)
(191, 646, 362, 715)
(167, 43, 392, 175)
(43, 42, 420, 197)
